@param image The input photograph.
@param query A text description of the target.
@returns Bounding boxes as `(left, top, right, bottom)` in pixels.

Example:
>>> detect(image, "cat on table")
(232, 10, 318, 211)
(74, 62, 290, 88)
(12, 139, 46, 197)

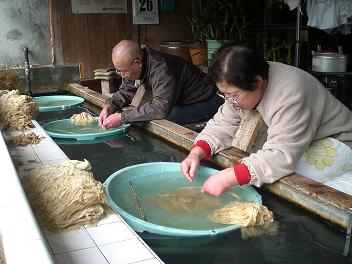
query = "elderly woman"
(181, 43, 352, 196)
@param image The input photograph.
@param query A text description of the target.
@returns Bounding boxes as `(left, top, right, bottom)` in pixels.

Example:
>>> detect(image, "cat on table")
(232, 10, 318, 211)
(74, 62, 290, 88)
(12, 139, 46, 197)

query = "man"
(98, 40, 223, 129)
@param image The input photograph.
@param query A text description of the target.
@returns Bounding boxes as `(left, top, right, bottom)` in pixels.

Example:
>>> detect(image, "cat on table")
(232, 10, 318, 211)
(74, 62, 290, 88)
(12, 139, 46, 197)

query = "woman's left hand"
(201, 167, 238, 196)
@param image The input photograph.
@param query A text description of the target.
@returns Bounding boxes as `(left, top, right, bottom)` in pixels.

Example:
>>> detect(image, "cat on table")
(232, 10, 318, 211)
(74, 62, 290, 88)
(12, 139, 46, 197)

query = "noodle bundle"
(71, 112, 95, 125)
(22, 159, 106, 232)
(208, 201, 274, 227)
(0, 90, 38, 131)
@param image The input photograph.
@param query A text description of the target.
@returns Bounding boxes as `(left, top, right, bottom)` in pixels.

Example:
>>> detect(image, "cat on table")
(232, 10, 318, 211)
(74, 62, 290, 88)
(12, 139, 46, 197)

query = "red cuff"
(192, 140, 211, 159)
(233, 163, 251, 185)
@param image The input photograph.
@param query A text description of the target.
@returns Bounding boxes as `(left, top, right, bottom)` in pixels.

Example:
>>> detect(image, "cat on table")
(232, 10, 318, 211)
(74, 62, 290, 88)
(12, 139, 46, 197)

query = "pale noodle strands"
(9, 132, 44, 147)
(152, 187, 222, 214)
(0, 90, 38, 131)
(21, 159, 106, 233)
(71, 112, 95, 125)
(208, 201, 274, 227)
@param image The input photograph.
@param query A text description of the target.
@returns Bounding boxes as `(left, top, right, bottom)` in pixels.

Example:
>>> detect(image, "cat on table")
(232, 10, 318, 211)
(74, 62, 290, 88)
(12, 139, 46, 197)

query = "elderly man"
(98, 40, 223, 129)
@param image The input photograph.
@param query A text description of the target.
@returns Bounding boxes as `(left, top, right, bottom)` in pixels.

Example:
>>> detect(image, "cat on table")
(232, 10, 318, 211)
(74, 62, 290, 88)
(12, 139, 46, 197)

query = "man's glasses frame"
(115, 58, 139, 76)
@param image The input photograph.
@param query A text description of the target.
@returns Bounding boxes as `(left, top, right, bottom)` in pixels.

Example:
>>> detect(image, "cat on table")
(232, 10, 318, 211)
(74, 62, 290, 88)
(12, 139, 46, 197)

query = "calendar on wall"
(71, 0, 127, 13)
(132, 0, 159, 24)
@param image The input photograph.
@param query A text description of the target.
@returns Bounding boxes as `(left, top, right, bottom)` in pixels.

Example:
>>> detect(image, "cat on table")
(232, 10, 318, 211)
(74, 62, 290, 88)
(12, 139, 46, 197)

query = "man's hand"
(98, 105, 113, 128)
(180, 146, 205, 182)
(102, 112, 123, 129)
(201, 167, 238, 196)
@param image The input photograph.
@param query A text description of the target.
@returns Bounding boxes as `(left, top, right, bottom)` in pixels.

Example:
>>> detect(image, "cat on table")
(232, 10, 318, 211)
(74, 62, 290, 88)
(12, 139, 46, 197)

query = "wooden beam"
(233, 111, 267, 153)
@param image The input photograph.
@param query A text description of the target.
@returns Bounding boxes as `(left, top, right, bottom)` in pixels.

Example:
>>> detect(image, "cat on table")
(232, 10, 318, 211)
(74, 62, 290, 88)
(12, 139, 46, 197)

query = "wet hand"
(180, 147, 204, 182)
(98, 105, 112, 128)
(102, 113, 123, 129)
(201, 167, 238, 196)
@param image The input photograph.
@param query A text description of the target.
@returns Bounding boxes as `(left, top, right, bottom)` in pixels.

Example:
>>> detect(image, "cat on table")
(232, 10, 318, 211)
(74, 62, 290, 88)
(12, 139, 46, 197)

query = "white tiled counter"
(0, 121, 164, 264)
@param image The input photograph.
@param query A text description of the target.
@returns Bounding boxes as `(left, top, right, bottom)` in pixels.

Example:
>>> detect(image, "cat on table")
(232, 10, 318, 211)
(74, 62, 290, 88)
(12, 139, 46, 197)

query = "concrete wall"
(0, 0, 51, 68)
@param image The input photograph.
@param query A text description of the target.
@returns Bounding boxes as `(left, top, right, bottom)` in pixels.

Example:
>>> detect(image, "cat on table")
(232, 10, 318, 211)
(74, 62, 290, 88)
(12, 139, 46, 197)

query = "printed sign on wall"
(132, 0, 159, 24)
(71, 0, 127, 13)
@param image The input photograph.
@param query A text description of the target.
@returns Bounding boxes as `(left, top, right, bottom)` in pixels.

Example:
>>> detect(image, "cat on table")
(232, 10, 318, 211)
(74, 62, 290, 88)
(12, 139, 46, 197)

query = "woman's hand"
(180, 146, 205, 182)
(201, 167, 238, 196)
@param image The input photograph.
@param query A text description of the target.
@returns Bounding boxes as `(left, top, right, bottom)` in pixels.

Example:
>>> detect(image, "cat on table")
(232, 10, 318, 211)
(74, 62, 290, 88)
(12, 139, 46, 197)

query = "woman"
(181, 43, 352, 196)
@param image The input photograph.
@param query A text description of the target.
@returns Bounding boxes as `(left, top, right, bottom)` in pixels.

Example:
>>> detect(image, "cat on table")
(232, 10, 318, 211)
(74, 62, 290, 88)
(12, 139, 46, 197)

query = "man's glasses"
(115, 58, 138, 76)
(224, 90, 244, 105)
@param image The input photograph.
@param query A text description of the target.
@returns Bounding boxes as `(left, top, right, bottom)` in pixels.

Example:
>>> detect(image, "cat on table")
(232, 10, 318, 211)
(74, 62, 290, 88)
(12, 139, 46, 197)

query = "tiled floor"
(2, 120, 164, 264)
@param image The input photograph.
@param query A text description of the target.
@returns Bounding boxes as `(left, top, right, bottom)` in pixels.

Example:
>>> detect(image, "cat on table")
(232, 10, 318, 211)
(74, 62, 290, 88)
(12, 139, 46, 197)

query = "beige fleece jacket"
(196, 62, 352, 187)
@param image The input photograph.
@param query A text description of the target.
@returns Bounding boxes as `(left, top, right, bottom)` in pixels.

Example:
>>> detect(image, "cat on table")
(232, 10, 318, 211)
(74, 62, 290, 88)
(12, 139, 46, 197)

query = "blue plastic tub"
(104, 162, 262, 237)
(42, 118, 130, 140)
(33, 95, 84, 112)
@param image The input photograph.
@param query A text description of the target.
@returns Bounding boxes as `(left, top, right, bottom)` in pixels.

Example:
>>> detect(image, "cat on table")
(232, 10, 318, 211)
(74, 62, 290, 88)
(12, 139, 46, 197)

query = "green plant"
(263, 37, 294, 65)
(188, 0, 251, 43)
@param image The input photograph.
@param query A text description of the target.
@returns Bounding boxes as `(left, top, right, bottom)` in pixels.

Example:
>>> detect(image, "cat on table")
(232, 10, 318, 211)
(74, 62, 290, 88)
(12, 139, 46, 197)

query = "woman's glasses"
(224, 90, 244, 105)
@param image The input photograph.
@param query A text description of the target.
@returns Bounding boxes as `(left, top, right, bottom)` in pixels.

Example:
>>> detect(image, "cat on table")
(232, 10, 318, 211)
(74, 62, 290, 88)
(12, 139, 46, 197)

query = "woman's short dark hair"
(208, 43, 269, 91)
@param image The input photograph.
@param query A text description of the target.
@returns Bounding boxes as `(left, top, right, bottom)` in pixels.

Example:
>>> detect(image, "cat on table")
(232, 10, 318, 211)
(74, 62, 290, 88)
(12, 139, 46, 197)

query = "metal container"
(312, 53, 351, 73)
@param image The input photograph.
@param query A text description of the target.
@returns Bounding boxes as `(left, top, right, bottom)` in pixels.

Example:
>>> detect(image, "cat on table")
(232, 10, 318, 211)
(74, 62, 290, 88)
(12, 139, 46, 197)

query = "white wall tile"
(99, 239, 154, 264)
(138, 258, 164, 264)
(95, 213, 121, 226)
(55, 247, 108, 264)
(32, 136, 54, 148)
(34, 146, 67, 162)
(43, 158, 70, 165)
(86, 222, 135, 246)
(12, 154, 41, 167)
(7, 131, 24, 137)
(9, 145, 36, 156)
(46, 229, 95, 254)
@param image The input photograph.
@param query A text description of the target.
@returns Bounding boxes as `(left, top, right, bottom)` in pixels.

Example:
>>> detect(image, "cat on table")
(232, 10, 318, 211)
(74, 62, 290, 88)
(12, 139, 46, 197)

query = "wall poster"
(71, 0, 127, 13)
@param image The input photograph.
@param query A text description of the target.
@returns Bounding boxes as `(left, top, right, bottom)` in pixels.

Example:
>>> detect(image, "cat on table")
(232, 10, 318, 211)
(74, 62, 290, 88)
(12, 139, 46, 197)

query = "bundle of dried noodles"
(0, 90, 38, 131)
(208, 201, 274, 227)
(10, 132, 44, 147)
(71, 112, 95, 125)
(22, 159, 106, 233)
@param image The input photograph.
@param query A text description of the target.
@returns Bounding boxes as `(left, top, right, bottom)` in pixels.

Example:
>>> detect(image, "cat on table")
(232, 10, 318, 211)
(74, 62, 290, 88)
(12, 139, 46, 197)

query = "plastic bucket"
(104, 162, 262, 237)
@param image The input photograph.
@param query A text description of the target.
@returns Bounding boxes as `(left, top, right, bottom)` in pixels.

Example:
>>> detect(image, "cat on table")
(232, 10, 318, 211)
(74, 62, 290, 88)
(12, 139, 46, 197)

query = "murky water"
(110, 171, 258, 230)
(38, 109, 352, 264)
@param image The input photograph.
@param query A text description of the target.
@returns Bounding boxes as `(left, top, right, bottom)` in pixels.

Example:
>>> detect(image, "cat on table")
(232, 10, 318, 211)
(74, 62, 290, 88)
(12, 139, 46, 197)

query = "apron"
(296, 137, 352, 196)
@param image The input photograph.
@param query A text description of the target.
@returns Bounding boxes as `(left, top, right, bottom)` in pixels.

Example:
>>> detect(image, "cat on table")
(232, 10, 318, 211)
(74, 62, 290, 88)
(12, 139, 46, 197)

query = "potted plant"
(187, 0, 208, 66)
(188, 0, 251, 63)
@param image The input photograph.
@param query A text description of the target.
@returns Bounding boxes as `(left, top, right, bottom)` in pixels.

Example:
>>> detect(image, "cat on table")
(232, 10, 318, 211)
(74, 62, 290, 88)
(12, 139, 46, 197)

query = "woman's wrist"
(190, 146, 206, 160)
(193, 140, 211, 159)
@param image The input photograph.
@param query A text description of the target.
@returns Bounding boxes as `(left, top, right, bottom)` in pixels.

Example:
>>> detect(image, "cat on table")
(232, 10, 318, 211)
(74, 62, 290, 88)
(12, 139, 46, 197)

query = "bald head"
(112, 40, 141, 64)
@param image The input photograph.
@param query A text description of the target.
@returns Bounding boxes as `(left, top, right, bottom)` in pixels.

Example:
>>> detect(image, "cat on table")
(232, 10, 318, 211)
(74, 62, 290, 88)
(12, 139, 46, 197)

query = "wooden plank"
(68, 83, 106, 108)
(264, 177, 351, 229)
(61, 0, 78, 64)
(87, 14, 106, 73)
(74, 14, 90, 78)
(48, 0, 63, 64)
(103, 14, 120, 66)
(232, 111, 267, 153)
(130, 84, 152, 107)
